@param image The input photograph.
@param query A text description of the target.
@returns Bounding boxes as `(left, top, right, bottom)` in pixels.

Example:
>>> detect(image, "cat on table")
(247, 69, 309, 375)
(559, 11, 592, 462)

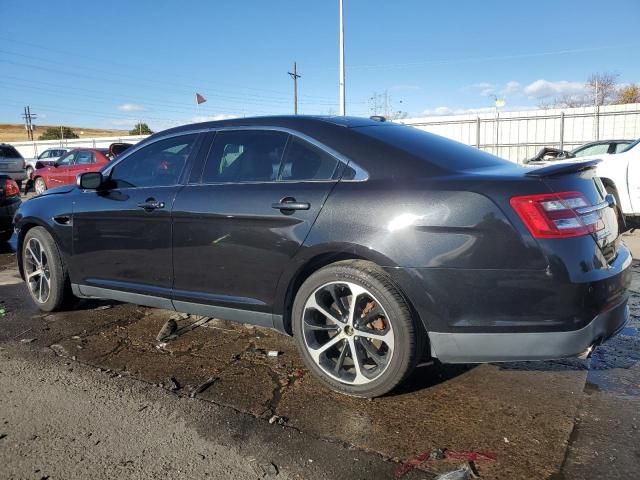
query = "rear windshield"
(0, 146, 22, 158)
(354, 124, 508, 171)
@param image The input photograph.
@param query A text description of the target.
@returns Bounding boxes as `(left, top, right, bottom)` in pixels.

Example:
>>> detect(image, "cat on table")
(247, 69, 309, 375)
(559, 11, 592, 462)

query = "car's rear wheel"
(22, 227, 73, 311)
(292, 260, 423, 398)
(34, 177, 47, 195)
(26, 166, 34, 179)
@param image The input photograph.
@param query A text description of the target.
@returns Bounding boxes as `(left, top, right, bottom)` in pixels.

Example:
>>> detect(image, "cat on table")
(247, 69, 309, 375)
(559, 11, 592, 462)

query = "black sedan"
(1, 175, 21, 243)
(13, 116, 631, 397)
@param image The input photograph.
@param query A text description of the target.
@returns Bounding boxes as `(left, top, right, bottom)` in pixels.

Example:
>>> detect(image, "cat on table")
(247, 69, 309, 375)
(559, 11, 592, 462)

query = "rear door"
(72, 133, 203, 299)
(171, 129, 342, 322)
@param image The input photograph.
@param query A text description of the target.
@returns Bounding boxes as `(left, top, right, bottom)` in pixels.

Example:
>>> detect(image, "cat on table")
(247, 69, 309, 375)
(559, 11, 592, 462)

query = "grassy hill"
(0, 124, 130, 142)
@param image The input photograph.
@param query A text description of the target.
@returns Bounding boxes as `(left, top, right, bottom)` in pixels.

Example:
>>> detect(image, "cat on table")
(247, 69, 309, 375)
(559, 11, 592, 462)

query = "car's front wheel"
(34, 177, 47, 195)
(22, 227, 73, 311)
(292, 260, 423, 398)
(26, 166, 34, 179)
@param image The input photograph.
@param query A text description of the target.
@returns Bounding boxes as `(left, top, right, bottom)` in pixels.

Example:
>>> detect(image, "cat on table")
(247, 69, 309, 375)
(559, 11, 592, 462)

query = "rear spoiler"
(525, 159, 601, 178)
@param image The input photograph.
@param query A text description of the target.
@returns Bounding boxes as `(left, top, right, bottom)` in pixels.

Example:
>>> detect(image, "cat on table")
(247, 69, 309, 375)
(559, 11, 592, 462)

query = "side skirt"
(71, 284, 284, 331)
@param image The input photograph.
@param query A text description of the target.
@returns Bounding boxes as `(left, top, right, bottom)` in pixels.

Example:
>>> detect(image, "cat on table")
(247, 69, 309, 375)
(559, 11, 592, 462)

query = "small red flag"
(195, 93, 207, 105)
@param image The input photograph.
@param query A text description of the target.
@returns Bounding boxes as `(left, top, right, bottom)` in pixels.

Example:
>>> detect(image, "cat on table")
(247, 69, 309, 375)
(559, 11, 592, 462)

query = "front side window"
(57, 152, 76, 166)
(110, 134, 198, 188)
(614, 142, 631, 153)
(201, 130, 287, 183)
(280, 136, 340, 181)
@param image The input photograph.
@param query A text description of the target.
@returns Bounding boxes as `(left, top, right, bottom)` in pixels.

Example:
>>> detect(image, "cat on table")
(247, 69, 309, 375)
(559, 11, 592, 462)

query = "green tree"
(616, 84, 640, 104)
(129, 122, 153, 135)
(38, 126, 79, 140)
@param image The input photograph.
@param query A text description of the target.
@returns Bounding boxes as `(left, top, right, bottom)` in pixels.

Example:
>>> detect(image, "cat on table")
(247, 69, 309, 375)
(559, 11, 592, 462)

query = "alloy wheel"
(24, 237, 51, 303)
(35, 178, 46, 195)
(302, 281, 395, 385)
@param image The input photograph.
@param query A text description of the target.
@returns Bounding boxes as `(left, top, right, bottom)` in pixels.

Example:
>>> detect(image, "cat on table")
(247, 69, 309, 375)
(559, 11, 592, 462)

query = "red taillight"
(510, 191, 602, 239)
(4, 179, 20, 198)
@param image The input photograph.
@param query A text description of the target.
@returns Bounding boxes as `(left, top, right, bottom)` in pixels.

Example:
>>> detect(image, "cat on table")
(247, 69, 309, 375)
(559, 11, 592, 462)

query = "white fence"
(400, 103, 640, 163)
(8, 135, 150, 159)
(8, 103, 640, 164)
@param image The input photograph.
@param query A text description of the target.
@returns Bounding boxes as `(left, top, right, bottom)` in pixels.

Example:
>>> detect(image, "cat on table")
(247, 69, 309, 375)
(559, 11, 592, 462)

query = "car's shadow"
(388, 361, 477, 396)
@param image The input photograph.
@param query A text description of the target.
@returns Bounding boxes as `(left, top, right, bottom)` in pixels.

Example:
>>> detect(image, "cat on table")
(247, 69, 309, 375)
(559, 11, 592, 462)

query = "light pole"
(338, 0, 346, 116)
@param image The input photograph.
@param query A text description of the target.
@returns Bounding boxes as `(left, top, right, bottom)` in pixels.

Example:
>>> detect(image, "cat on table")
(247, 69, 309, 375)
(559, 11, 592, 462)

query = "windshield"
(620, 139, 640, 153)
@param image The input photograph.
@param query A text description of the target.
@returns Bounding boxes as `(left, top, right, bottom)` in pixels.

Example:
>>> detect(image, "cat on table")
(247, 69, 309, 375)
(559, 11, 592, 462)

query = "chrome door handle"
(272, 198, 310, 211)
(137, 199, 165, 211)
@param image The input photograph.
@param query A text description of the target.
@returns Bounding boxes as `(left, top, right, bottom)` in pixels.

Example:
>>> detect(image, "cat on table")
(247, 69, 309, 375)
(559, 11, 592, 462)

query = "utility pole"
(338, 0, 346, 115)
(21, 106, 37, 140)
(288, 62, 301, 115)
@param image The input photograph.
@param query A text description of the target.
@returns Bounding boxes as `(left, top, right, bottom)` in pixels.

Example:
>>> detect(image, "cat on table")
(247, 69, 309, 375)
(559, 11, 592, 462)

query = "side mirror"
(77, 172, 103, 190)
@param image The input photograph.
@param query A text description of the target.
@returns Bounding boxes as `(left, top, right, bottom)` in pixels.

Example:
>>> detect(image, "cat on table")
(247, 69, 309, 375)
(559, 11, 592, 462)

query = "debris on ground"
(258, 462, 279, 476)
(267, 350, 281, 358)
(394, 449, 495, 478)
(156, 319, 178, 342)
(0, 306, 5, 317)
(94, 305, 113, 310)
(49, 344, 68, 357)
(20, 338, 36, 343)
(190, 376, 219, 397)
(434, 463, 479, 480)
(268, 415, 287, 425)
(167, 377, 180, 391)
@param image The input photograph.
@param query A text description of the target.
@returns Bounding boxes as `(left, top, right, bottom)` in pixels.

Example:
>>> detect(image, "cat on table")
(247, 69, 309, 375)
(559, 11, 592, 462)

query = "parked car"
(525, 139, 632, 164)
(528, 139, 640, 230)
(25, 148, 70, 178)
(14, 116, 631, 397)
(32, 148, 110, 195)
(0, 144, 27, 188)
(0, 175, 21, 242)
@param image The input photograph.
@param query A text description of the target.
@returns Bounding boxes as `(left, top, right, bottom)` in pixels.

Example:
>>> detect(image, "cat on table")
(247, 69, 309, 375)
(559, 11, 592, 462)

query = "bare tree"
(616, 84, 640, 104)
(586, 72, 619, 106)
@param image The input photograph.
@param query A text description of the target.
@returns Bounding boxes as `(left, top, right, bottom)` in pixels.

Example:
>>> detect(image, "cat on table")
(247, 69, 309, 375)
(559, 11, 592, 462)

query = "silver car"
(0, 144, 27, 186)
(25, 148, 70, 178)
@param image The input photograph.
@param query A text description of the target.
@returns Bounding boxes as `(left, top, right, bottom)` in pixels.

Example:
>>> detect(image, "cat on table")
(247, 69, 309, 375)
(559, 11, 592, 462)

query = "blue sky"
(1, 0, 639, 131)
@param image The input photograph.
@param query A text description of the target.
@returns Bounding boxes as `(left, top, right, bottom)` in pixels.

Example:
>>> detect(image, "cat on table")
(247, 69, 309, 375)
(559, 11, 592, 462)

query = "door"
(63, 150, 94, 184)
(71, 133, 202, 300)
(626, 144, 640, 213)
(46, 151, 76, 187)
(172, 130, 342, 321)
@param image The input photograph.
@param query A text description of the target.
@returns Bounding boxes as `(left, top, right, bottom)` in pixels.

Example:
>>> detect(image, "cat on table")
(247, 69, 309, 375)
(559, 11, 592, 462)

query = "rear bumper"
(429, 298, 629, 363)
(1, 171, 27, 181)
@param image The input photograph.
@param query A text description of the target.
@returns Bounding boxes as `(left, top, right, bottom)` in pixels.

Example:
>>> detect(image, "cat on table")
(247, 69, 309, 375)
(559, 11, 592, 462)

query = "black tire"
(15, 180, 22, 190)
(292, 260, 424, 398)
(22, 226, 74, 311)
(605, 186, 626, 234)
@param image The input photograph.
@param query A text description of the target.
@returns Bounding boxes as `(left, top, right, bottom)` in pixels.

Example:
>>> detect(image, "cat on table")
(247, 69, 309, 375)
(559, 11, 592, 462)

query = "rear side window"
(574, 143, 609, 157)
(280, 136, 339, 181)
(201, 130, 287, 183)
(355, 124, 507, 170)
(614, 142, 631, 153)
(75, 151, 95, 165)
(0, 146, 21, 158)
(110, 134, 198, 188)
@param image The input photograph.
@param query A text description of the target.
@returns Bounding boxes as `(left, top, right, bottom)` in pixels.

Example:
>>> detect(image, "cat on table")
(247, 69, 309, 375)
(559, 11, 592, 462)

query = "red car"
(33, 148, 111, 194)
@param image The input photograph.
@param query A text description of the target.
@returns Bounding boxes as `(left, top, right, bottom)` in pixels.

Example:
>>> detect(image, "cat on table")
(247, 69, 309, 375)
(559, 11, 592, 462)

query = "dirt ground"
(0, 124, 130, 142)
(0, 232, 638, 479)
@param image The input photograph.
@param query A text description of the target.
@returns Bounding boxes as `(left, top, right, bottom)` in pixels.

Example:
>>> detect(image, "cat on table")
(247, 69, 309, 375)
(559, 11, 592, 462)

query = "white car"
(25, 148, 70, 178)
(528, 139, 640, 229)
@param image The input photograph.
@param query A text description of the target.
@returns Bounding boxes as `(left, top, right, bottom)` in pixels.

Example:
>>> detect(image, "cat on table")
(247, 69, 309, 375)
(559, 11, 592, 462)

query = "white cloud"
(117, 103, 145, 112)
(502, 81, 521, 96)
(523, 79, 585, 99)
